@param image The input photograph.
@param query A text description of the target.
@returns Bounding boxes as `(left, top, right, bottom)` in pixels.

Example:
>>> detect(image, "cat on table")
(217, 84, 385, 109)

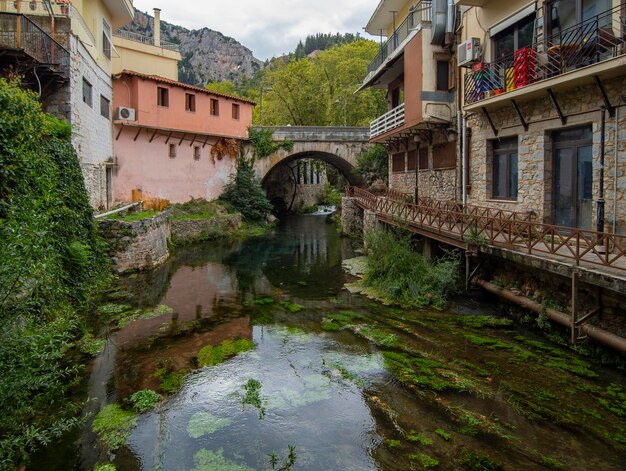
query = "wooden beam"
(594, 76, 615, 117)
(202, 135, 211, 148)
(133, 126, 142, 142)
(115, 124, 124, 141)
(510, 99, 528, 131)
(178, 133, 186, 146)
(165, 131, 173, 144)
(482, 107, 498, 136)
(148, 129, 158, 143)
(189, 134, 196, 147)
(547, 89, 567, 125)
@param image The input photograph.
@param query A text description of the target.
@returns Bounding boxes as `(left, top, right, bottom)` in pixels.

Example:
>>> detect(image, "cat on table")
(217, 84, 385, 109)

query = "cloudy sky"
(133, 0, 378, 60)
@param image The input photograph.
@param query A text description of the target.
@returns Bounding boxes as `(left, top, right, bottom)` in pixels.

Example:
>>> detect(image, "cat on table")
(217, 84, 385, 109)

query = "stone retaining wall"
(98, 211, 171, 273)
(341, 197, 363, 238)
(171, 214, 242, 244)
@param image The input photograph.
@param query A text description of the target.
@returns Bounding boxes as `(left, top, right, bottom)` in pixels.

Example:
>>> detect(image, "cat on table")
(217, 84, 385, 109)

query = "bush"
(318, 183, 342, 206)
(354, 144, 388, 186)
(129, 389, 162, 412)
(92, 404, 137, 451)
(0, 78, 110, 467)
(364, 231, 461, 309)
(220, 157, 273, 222)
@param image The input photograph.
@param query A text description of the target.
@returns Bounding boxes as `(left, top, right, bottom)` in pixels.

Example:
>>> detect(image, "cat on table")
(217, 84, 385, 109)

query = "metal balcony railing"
(464, 4, 626, 105)
(113, 29, 180, 52)
(367, 1, 432, 74)
(370, 103, 405, 138)
(0, 1, 71, 17)
(0, 12, 70, 76)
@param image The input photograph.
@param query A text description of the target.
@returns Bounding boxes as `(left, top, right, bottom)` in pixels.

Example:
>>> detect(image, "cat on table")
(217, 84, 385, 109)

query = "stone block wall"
(98, 211, 171, 273)
(341, 197, 363, 238)
(171, 214, 242, 244)
(468, 75, 626, 235)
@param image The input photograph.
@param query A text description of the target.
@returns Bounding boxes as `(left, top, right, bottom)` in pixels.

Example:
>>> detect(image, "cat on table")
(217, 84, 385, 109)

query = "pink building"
(111, 70, 255, 204)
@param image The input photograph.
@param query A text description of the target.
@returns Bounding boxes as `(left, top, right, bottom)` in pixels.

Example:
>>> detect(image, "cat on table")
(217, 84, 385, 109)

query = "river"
(34, 215, 626, 470)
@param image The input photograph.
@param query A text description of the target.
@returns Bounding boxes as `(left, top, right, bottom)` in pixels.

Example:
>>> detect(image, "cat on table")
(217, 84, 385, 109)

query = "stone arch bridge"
(247, 126, 371, 186)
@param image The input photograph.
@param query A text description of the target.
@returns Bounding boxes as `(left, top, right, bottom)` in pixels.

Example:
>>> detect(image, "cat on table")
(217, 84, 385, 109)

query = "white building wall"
(69, 35, 114, 210)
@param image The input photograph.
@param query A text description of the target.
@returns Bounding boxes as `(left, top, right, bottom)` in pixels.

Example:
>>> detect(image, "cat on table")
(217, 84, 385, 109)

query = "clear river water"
(34, 215, 626, 471)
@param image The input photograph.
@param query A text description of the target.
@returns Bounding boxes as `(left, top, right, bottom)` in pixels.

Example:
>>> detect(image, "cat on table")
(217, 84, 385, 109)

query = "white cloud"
(133, 0, 377, 59)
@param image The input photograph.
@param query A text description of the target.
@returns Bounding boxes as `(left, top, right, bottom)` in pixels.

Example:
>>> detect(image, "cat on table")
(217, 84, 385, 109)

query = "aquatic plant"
(190, 448, 254, 471)
(320, 320, 342, 331)
(129, 390, 162, 412)
(153, 367, 186, 394)
(434, 429, 451, 441)
(242, 378, 266, 419)
(409, 453, 439, 468)
(457, 451, 502, 470)
(540, 456, 566, 470)
(253, 297, 275, 305)
(92, 404, 137, 451)
(357, 326, 398, 347)
(384, 439, 401, 448)
(187, 412, 233, 439)
(197, 339, 255, 367)
(77, 334, 106, 357)
(117, 304, 175, 329)
(94, 464, 116, 471)
(364, 231, 461, 309)
(268, 445, 297, 471)
(405, 432, 433, 445)
(280, 301, 305, 313)
(597, 383, 626, 417)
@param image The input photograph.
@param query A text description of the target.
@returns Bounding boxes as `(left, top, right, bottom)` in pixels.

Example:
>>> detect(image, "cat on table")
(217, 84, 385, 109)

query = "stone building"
(458, 0, 626, 235)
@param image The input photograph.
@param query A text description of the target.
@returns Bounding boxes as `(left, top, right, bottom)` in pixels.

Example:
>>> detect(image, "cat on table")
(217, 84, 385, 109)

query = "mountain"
(122, 9, 262, 86)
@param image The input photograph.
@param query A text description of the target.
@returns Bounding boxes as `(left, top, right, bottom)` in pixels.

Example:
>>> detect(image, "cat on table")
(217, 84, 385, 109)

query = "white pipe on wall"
(614, 106, 619, 234)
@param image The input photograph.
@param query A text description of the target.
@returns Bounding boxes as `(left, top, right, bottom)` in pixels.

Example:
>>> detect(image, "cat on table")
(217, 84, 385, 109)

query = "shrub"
(354, 144, 388, 186)
(92, 404, 137, 451)
(248, 127, 293, 159)
(364, 231, 461, 309)
(220, 157, 273, 222)
(318, 183, 342, 206)
(129, 389, 162, 412)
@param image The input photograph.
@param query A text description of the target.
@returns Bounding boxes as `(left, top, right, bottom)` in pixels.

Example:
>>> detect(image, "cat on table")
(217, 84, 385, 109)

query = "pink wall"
(113, 75, 253, 137)
(112, 126, 237, 203)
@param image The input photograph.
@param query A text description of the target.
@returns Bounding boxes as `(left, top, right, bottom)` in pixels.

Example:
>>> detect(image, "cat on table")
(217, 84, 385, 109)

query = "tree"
(220, 157, 273, 222)
(354, 144, 389, 186)
(205, 80, 240, 97)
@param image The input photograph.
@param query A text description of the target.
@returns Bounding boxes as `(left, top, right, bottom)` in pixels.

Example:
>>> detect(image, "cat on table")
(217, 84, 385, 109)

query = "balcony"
(370, 103, 404, 139)
(367, 1, 432, 74)
(0, 1, 70, 17)
(464, 4, 626, 107)
(113, 29, 180, 52)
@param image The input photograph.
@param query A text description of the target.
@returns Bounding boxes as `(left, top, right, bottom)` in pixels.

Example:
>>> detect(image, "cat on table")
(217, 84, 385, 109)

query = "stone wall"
(171, 214, 242, 244)
(341, 197, 363, 238)
(468, 75, 626, 235)
(99, 211, 171, 273)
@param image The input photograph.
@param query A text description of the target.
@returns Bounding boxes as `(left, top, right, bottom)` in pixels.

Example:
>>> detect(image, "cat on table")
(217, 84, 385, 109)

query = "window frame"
(82, 78, 92, 107)
(491, 12, 536, 61)
(157, 87, 169, 107)
(491, 137, 519, 200)
(193, 145, 201, 160)
(102, 19, 112, 60)
(210, 98, 220, 116)
(436, 60, 450, 91)
(391, 152, 405, 173)
(185, 93, 196, 112)
(168, 143, 177, 159)
(100, 95, 110, 119)
(232, 103, 240, 120)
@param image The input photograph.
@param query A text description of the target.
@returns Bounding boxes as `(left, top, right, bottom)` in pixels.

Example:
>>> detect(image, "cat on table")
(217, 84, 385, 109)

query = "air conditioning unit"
(458, 38, 481, 67)
(116, 107, 136, 121)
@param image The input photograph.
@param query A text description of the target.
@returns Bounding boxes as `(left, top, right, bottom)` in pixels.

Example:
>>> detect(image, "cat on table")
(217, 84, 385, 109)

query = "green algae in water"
(197, 339, 255, 367)
(320, 320, 341, 331)
(434, 429, 451, 441)
(154, 367, 186, 393)
(540, 455, 566, 470)
(268, 374, 332, 411)
(253, 297, 275, 305)
(463, 334, 515, 350)
(187, 412, 233, 439)
(268, 445, 297, 470)
(92, 404, 137, 451)
(280, 301, 305, 313)
(409, 453, 439, 468)
(242, 379, 266, 419)
(436, 315, 513, 328)
(117, 304, 175, 328)
(325, 362, 366, 387)
(597, 383, 626, 417)
(94, 464, 116, 471)
(357, 326, 398, 347)
(385, 439, 401, 448)
(190, 449, 254, 471)
(129, 389, 162, 412)
(405, 432, 433, 445)
(457, 451, 502, 470)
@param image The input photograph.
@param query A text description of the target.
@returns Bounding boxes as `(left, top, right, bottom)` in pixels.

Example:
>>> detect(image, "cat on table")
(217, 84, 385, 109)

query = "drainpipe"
(475, 279, 626, 355)
(597, 107, 606, 235)
(613, 107, 619, 234)
(462, 113, 468, 205)
(153, 8, 161, 47)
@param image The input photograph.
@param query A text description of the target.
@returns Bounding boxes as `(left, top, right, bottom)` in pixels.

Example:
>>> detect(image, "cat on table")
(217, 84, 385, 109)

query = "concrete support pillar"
(423, 237, 434, 260)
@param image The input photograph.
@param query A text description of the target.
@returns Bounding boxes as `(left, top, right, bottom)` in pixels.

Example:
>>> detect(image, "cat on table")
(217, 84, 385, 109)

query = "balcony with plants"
(463, 4, 626, 107)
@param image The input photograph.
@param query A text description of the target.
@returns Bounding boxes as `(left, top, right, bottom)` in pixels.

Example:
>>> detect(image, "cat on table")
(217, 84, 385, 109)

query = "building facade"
(360, 0, 460, 201)
(457, 0, 626, 236)
(111, 70, 254, 204)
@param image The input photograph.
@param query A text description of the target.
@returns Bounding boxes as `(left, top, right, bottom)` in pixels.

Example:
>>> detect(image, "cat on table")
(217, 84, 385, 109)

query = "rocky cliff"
(122, 9, 262, 86)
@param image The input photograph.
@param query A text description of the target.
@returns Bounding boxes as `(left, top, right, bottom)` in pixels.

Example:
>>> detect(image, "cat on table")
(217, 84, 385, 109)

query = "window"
(492, 137, 518, 199)
(100, 95, 110, 119)
(547, 0, 611, 37)
(232, 103, 240, 120)
(82, 78, 92, 107)
(407, 150, 417, 171)
(432, 142, 456, 169)
(168, 143, 176, 158)
(193, 146, 201, 160)
(418, 148, 429, 170)
(102, 19, 112, 59)
(185, 93, 196, 112)
(436, 60, 450, 91)
(493, 13, 535, 60)
(157, 87, 169, 107)
(210, 98, 219, 116)
(392, 152, 405, 173)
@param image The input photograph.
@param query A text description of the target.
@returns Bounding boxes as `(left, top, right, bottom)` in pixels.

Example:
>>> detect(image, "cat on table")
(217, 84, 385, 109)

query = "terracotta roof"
(114, 70, 256, 105)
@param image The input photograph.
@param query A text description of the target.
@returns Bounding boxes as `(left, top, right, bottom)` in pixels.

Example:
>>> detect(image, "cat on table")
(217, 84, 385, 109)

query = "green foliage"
(187, 412, 233, 438)
(434, 429, 451, 441)
(220, 157, 273, 222)
(409, 453, 439, 468)
(78, 334, 106, 357)
(384, 439, 401, 448)
(294, 33, 359, 58)
(94, 464, 116, 471)
(541, 456, 566, 469)
(191, 448, 255, 471)
(205, 80, 241, 97)
(280, 301, 305, 313)
(153, 364, 187, 394)
(318, 183, 342, 206)
(364, 231, 461, 309)
(248, 128, 294, 159)
(129, 389, 162, 412)
(0, 79, 109, 467)
(242, 378, 266, 419)
(170, 199, 225, 221)
(354, 144, 389, 186)
(268, 445, 297, 471)
(405, 432, 433, 445)
(106, 210, 157, 222)
(457, 451, 502, 470)
(92, 404, 137, 451)
(197, 339, 255, 367)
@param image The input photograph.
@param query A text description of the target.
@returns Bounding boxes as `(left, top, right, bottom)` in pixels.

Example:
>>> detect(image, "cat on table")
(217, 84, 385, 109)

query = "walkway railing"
(370, 103, 405, 138)
(464, 4, 626, 105)
(367, 1, 432, 74)
(0, 12, 70, 75)
(349, 187, 626, 272)
(113, 29, 180, 52)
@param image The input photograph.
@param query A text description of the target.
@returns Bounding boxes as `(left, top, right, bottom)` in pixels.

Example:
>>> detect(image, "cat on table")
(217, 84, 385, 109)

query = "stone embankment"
(171, 214, 242, 244)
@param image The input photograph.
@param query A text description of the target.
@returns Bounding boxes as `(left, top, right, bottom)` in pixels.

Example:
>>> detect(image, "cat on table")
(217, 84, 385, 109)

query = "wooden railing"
(348, 187, 626, 272)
